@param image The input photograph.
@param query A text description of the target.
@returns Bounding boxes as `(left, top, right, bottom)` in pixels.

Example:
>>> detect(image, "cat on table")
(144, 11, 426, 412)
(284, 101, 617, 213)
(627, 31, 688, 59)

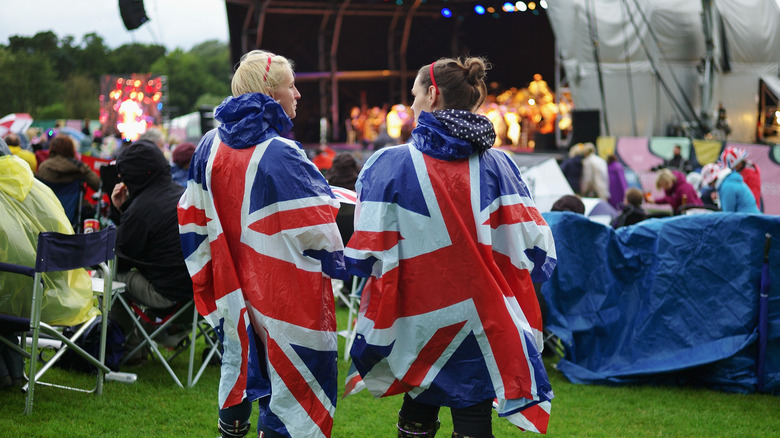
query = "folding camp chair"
(112, 291, 220, 388)
(39, 179, 85, 232)
(0, 226, 130, 414)
(339, 276, 367, 361)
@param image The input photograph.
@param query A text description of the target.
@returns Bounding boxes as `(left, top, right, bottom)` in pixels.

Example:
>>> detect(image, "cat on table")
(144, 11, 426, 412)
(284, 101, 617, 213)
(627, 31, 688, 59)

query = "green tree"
(151, 49, 211, 117)
(109, 43, 166, 76)
(0, 47, 62, 116)
(63, 73, 99, 119)
(7, 31, 59, 55)
(76, 33, 110, 81)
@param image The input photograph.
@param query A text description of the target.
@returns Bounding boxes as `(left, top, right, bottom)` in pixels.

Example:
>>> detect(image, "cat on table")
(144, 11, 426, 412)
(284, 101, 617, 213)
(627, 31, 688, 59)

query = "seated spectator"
(551, 194, 586, 214)
(170, 142, 196, 187)
(700, 163, 760, 213)
(36, 134, 100, 191)
(649, 168, 702, 214)
(612, 187, 648, 229)
(720, 146, 761, 210)
(1, 150, 97, 386)
(3, 133, 37, 172)
(108, 140, 193, 356)
(651, 144, 694, 173)
(325, 152, 361, 301)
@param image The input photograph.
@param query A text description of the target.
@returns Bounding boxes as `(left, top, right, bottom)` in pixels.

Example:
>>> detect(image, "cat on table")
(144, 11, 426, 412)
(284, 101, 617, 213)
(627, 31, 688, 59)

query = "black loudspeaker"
(568, 110, 600, 146)
(119, 0, 149, 31)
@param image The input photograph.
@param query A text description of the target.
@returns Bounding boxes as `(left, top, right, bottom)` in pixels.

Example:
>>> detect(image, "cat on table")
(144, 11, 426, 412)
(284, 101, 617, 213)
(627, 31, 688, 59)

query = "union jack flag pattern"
(344, 143, 557, 433)
(178, 126, 345, 437)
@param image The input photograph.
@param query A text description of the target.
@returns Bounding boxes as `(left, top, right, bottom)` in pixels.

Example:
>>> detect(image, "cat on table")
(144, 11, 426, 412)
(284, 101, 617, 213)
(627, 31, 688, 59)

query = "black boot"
(397, 414, 440, 437)
(451, 434, 495, 438)
(218, 418, 250, 438)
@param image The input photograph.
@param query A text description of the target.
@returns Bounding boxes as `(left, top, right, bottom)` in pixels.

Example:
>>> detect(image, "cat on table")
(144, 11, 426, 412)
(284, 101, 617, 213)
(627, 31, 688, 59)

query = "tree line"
(0, 31, 232, 120)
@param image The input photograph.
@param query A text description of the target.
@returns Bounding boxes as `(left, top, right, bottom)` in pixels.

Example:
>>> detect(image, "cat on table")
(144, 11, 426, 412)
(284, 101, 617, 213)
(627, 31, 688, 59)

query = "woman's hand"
(111, 182, 128, 209)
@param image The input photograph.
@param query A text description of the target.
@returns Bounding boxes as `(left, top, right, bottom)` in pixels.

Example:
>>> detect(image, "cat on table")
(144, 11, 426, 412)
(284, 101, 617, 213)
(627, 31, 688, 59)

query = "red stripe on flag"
(382, 321, 467, 396)
(347, 230, 404, 252)
(484, 203, 547, 227)
(517, 403, 550, 434)
(266, 335, 334, 437)
(248, 204, 339, 235)
(178, 204, 210, 227)
(342, 374, 362, 399)
(223, 307, 250, 409)
(191, 259, 217, 315)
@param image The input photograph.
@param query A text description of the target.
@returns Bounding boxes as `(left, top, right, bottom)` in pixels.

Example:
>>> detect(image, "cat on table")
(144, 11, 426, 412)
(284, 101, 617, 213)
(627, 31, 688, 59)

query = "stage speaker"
(119, 0, 149, 31)
(568, 110, 600, 146)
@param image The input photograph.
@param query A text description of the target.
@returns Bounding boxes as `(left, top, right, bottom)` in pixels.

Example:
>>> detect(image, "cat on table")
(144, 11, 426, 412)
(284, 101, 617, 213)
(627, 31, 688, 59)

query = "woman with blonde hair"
(345, 56, 557, 437)
(650, 168, 702, 213)
(178, 50, 346, 438)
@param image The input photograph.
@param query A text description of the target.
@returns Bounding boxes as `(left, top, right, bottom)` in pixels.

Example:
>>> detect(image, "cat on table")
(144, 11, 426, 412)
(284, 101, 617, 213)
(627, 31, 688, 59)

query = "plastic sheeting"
(0, 155, 97, 326)
(541, 211, 780, 393)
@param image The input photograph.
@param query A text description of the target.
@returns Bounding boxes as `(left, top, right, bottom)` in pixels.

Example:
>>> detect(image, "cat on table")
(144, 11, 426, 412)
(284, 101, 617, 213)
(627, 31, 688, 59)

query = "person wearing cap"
(700, 162, 760, 213)
(170, 142, 195, 187)
(720, 146, 761, 210)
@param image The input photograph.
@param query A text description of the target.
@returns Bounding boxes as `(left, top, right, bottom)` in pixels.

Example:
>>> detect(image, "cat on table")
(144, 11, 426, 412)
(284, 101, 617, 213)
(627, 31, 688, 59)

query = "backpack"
(53, 316, 126, 373)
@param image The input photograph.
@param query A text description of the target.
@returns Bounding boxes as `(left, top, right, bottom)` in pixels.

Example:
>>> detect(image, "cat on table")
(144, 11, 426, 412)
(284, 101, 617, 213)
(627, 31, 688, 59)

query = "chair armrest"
(0, 261, 35, 277)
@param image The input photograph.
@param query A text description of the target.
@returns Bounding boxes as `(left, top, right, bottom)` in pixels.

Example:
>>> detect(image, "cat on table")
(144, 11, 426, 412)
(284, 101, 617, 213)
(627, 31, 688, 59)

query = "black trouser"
(399, 394, 493, 437)
(219, 400, 287, 438)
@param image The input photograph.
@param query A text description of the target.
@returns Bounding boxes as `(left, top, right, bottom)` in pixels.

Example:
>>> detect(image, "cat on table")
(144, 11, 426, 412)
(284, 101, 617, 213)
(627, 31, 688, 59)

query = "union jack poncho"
(178, 93, 345, 437)
(344, 110, 557, 433)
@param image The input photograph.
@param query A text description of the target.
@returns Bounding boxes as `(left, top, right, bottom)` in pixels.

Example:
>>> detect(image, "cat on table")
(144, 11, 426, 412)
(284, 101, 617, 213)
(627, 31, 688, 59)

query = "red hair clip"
(429, 62, 440, 95)
(262, 56, 273, 82)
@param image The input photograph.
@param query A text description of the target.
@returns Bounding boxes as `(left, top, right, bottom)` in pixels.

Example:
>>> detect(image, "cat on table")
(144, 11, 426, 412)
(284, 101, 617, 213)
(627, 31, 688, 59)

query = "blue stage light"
(441, 8, 453, 17)
(474, 4, 486, 14)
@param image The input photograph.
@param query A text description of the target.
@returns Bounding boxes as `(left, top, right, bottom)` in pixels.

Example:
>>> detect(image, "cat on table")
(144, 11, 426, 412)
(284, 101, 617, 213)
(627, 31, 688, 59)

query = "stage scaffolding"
(225, 0, 453, 141)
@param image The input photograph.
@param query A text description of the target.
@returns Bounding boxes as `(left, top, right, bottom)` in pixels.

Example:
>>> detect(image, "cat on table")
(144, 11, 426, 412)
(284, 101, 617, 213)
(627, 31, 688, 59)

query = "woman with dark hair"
(36, 134, 99, 191)
(345, 57, 557, 437)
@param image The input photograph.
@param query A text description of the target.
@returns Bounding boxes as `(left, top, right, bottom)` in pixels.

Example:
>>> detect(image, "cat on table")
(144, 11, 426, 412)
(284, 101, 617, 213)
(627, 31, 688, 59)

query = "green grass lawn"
(1, 306, 779, 437)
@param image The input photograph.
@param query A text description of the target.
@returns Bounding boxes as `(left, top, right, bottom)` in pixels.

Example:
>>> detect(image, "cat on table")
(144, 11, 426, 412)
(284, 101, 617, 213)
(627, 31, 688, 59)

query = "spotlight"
(528, 2, 536, 10)
(515, 1, 528, 12)
(441, 7, 453, 17)
(474, 4, 485, 14)
(503, 2, 515, 12)
(540, 0, 548, 8)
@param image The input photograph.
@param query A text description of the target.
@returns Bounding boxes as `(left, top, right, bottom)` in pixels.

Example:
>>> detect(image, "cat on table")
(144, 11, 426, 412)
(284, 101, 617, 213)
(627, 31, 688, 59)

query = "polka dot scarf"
(411, 109, 496, 160)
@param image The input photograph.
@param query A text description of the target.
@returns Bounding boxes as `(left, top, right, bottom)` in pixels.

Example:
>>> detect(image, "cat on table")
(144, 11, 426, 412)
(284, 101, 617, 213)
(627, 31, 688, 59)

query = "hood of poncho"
(411, 109, 496, 160)
(116, 140, 171, 196)
(216, 93, 293, 149)
(0, 155, 33, 202)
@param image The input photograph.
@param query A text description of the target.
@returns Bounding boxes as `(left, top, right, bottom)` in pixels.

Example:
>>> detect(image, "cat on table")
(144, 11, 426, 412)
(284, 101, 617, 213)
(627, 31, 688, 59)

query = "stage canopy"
(546, 0, 780, 143)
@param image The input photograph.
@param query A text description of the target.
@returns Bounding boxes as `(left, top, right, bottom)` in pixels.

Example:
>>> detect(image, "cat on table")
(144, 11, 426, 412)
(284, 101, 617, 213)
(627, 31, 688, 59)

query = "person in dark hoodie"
(109, 140, 193, 352)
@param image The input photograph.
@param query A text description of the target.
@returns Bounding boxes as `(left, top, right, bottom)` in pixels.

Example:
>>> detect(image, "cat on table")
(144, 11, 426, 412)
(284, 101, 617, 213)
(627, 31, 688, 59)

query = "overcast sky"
(0, 0, 229, 50)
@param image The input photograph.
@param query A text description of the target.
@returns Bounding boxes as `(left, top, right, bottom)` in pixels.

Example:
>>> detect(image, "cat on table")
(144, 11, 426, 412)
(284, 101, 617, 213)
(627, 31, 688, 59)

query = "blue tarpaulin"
(541, 211, 780, 394)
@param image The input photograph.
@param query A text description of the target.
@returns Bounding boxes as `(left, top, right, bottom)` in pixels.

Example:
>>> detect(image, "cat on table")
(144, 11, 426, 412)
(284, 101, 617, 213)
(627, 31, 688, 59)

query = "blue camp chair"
(40, 179, 84, 231)
(0, 226, 121, 414)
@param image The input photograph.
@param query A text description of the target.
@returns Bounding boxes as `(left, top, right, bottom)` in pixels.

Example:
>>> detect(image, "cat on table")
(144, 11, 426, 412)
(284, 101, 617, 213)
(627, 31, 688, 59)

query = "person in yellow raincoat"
(0, 151, 96, 327)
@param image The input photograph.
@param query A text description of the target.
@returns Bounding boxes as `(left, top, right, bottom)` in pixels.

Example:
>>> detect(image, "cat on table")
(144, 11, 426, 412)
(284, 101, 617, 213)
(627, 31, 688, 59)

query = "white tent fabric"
(512, 154, 574, 213)
(546, 0, 780, 142)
